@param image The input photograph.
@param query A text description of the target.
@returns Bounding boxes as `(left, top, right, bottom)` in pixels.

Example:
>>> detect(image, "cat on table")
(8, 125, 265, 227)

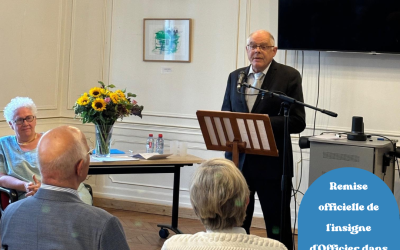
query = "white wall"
(0, 0, 63, 117)
(1, 0, 399, 229)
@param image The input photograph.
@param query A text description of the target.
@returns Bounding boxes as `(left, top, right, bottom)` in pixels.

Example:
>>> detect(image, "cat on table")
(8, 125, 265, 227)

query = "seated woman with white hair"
(0, 97, 92, 205)
(162, 158, 287, 250)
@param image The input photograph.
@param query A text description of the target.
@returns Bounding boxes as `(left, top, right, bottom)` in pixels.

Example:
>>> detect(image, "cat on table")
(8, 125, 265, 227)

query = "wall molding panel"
(66, 0, 108, 110)
(0, 0, 64, 113)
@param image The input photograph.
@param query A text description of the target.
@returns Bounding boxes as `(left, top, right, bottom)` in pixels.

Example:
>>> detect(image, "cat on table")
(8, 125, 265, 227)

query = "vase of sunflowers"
(94, 124, 114, 157)
(73, 81, 143, 157)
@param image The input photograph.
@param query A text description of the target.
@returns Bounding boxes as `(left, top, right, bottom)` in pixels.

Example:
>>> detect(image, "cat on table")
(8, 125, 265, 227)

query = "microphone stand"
(240, 82, 337, 244)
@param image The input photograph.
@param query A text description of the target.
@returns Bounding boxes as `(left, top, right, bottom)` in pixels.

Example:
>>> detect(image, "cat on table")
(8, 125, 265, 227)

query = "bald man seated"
(1, 126, 130, 250)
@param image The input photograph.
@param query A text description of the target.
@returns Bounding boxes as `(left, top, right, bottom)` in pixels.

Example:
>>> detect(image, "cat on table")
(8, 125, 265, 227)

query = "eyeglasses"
(87, 148, 95, 155)
(246, 44, 274, 51)
(14, 115, 35, 125)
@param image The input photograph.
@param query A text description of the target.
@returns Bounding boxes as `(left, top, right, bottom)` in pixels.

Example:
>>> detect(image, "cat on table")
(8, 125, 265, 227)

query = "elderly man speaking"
(1, 126, 129, 250)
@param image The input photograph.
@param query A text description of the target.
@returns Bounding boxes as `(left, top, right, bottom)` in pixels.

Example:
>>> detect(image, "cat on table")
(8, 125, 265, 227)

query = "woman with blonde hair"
(162, 158, 287, 250)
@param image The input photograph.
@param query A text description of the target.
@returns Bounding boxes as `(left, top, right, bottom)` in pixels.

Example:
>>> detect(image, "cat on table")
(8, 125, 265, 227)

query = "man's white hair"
(246, 30, 275, 46)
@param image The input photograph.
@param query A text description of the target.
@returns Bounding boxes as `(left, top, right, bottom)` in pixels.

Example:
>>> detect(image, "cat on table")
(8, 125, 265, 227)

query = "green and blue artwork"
(152, 28, 180, 54)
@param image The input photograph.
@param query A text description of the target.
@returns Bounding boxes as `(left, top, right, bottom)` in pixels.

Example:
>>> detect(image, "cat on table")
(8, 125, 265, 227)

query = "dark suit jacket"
(222, 60, 306, 180)
(1, 188, 130, 250)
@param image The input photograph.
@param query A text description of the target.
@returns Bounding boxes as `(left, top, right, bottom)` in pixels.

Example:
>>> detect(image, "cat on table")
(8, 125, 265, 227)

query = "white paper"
(161, 67, 172, 74)
(131, 153, 172, 160)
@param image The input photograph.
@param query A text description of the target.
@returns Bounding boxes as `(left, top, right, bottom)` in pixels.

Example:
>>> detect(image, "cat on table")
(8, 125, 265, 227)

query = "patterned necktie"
(247, 72, 264, 111)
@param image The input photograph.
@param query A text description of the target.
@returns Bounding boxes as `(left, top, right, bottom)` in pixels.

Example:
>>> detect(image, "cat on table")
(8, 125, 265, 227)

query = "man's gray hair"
(190, 158, 250, 230)
(247, 30, 275, 46)
(3, 97, 38, 123)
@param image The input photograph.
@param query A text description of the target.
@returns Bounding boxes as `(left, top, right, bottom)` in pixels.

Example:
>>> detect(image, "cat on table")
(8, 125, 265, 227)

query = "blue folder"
(92, 149, 125, 154)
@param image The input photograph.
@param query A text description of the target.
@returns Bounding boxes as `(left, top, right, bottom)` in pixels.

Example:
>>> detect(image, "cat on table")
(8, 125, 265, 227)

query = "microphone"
(237, 71, 246, 92)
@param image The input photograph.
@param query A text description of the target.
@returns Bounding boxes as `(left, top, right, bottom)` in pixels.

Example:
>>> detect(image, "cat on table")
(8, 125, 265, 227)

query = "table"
(89, 154, 204, 238)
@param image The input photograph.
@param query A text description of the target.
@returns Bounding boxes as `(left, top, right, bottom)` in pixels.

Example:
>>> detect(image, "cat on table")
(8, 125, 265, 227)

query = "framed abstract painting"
(143, 18, 191, 62)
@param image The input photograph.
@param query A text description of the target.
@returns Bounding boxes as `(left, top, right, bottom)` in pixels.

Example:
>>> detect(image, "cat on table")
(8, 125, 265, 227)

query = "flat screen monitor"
(278, 0, 400, 54)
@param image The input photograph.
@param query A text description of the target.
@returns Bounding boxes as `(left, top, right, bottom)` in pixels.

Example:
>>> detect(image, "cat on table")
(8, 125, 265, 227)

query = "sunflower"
(100, 88, 110, 96)
(89, 87, 102, 98)
(115, 90, 126, 99)
(73, 81, 143, 126)
(77, 95, 90, 106)
(110, 93, 119, 104)
(92, 98, 107, 111)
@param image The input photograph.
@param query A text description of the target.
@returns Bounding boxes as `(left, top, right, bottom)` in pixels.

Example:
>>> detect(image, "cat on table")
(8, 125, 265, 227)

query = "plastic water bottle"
(155, 134, 164, 154)
(146, 134, 154, 153)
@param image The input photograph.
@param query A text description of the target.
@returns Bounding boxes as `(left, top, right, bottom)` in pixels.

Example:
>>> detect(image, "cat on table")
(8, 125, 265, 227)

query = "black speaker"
(347, 116, 367, 141)
(299, 136, 311, 149)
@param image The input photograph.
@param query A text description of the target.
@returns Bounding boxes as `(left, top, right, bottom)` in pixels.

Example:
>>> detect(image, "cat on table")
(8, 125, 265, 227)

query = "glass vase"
(95, 124, 114, 157)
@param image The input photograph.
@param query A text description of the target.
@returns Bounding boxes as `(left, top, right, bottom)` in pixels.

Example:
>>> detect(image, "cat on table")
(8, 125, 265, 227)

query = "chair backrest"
(83, 183, 93, 198)
(0, 187, 18, 217)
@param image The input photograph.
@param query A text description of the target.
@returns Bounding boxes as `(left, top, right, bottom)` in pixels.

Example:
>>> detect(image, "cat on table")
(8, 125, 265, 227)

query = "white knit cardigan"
(161, 227, 288, 250)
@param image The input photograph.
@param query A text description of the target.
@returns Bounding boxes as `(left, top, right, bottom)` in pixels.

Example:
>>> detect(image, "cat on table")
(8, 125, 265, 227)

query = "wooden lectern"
(196, 110, 278, 168)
